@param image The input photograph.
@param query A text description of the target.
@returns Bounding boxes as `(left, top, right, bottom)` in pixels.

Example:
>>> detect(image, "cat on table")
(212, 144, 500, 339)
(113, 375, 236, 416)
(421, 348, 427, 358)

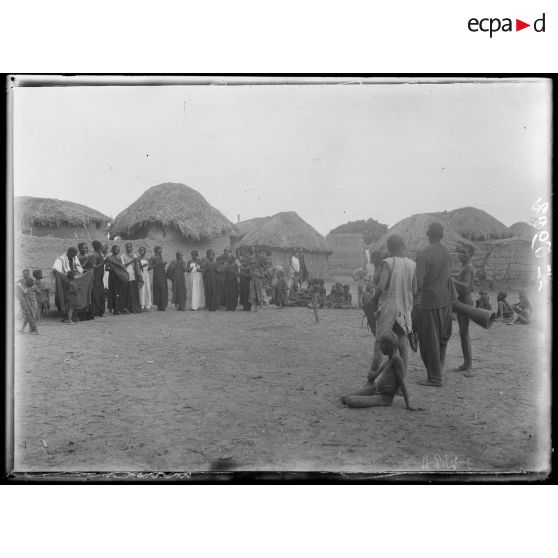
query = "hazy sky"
(13, 79, 551, 235)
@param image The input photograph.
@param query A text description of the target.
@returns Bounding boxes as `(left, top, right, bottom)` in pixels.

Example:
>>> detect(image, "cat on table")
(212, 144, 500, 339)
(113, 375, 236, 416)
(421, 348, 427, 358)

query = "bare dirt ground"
(13, 294, 550, 475)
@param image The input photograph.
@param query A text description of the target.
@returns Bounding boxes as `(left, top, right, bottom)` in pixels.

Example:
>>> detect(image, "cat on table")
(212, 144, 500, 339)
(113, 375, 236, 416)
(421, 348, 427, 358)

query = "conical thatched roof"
(369, 213, 473, 256)
(509, 221, 535, 241)
(230, 216, 269, 239)
(236, 211, 332, 254)
(15, 196, 110, 227)
(432, 207, 511, 241)
(109, 183, 235, 241)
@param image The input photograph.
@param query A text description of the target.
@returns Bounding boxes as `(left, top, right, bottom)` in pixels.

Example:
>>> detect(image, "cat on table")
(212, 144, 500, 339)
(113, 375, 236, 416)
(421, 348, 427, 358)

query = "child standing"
(17, 277, 40, 334)
(453, 244, 476, 376)
(32, 269, 50, 321)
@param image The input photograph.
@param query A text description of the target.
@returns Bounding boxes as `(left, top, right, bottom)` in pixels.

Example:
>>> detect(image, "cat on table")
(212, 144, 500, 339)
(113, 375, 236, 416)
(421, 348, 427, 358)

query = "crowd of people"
(341, 221, 533, 411)
(16, 242, 340, 332)
(16, 225, 534, 416)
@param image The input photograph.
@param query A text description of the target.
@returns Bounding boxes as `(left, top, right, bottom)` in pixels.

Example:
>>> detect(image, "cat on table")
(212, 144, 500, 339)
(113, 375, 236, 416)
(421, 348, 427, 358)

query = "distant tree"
(329, 218, 388, 244)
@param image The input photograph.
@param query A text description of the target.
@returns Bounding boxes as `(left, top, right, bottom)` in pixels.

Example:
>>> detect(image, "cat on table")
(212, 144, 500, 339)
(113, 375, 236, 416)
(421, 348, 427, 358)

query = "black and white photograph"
(6, 76, 552, 477)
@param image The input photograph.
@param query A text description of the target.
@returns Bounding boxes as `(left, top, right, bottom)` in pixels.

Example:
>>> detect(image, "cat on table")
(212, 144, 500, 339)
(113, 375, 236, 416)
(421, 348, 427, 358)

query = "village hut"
(509, 221, 536, 241)
(325, 233, 366, 278)
(230, 211, 332, 279)
(15, 196, 110, 239)
(109, 183, 235, 256)
(432, 207, 512, 242)
(369, 212, 473, 260)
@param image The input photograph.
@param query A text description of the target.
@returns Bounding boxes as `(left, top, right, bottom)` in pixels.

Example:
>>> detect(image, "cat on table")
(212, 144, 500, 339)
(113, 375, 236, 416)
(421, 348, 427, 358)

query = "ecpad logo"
(468, 13, 546, 37)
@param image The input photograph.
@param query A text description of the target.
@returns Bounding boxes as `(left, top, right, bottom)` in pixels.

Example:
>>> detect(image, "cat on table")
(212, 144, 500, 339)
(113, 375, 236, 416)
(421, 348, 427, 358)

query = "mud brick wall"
(326, 233, 365, 278)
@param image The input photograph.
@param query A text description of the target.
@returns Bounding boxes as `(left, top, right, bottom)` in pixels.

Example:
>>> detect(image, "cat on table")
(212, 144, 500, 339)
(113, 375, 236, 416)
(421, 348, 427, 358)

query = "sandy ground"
(12, 298, 550, 475)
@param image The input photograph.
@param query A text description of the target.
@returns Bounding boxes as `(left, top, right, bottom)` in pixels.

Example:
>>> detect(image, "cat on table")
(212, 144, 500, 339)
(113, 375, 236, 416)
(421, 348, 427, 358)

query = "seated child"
(340, 335, 422, 410)
(513, 291, 532, 324)
(32, 269, 50, 320)
(475, 289, 491, 311)
(342, 284, 352, 308)
(496, 291, 514, 324)
(17, 277, 40, 334)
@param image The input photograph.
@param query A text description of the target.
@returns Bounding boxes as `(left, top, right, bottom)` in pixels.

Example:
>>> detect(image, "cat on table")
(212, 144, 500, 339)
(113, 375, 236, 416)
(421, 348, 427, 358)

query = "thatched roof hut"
(231, 211, 332, 279)
(509, 221, 536, 241)
(432, 207, 511, 242)
(15, 196, 110, 239)
(109, 183, 235, 241)
(233, 211, 331, 253)
(369, 212, 473, 257)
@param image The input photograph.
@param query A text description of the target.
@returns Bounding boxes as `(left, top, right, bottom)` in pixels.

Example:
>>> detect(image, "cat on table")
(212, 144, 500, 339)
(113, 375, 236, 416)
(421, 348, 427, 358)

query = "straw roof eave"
(15, 197, 110, 227)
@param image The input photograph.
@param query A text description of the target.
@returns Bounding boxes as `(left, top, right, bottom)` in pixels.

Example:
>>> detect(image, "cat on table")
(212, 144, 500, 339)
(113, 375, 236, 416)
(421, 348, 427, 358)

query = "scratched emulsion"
(13, 305, 549, 474)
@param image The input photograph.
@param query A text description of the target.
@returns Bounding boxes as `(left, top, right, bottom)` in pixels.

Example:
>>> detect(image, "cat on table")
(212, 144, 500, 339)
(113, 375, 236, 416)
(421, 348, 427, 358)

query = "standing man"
(77, 242, 90, 266)
(415, 222, 453, 387)
(52, 247, 83, 323)
(84, 240, 107, 317)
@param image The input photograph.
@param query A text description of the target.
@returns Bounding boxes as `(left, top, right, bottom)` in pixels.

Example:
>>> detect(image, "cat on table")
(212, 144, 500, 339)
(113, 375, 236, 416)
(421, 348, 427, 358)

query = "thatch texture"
(109, 183, 235, 241)
(234, 211, 332, 254)
(432, 207, 511, 241)
(509, 221, 536, 241)
(369, 213, 473, 256)
(15, 197, 110, 228)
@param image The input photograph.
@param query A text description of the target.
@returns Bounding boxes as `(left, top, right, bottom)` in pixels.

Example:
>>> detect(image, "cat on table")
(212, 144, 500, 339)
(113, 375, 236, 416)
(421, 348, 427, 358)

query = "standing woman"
(166, 251, 188, 311)
(149, 246, 168, 311)
(238, 252, 252, 312)
(224, 255, 239, 311)
(137, 246, 152, 312)
(86, 240, 106, 317)
(121, 242, 142, 314)
(186, 250, 205, 310)
(202, 249, 221, 311)
(106, 245, 128, 315)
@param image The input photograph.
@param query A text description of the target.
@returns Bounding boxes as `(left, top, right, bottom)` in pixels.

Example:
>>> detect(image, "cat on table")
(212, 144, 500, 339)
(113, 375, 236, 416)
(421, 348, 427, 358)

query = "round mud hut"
(230, 211, 332, 279)
(432, 206, 512, 242)
(369, 212, 474, 260)
(15, 196, 110, 239)
(509, 221, 536, 241)
(109, 182, 236, 256)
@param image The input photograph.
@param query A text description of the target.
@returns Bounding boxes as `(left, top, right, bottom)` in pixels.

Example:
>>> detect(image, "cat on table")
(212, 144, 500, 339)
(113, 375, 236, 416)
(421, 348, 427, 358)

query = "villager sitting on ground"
(475, 289, 492, 311)
(341, 284, 352, 308)
(513, 291, 532, 324)
(325, 282, 343, 307)
(17, 277, 40, 334)
(495, 291, 514, 324)
(452, 243, 476, 377)
(340, 335, 422, 411)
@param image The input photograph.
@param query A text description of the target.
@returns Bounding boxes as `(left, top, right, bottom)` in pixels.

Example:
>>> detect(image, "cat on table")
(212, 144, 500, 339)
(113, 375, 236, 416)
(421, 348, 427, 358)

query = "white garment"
(52, 254, 83, 275)
(376, 256, 416, 336)
(187, 262, 205, 310)
(121, 252, 135, 281)
(138, 258, 152, 309)
(290, 255, 300, 274)
(102, 254, 110, 289)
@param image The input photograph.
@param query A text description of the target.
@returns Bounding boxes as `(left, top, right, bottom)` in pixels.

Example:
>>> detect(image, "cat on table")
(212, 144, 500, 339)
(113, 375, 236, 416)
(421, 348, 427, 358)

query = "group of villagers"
(340, 221, 533, 412)
(17, 241, 343, 332)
